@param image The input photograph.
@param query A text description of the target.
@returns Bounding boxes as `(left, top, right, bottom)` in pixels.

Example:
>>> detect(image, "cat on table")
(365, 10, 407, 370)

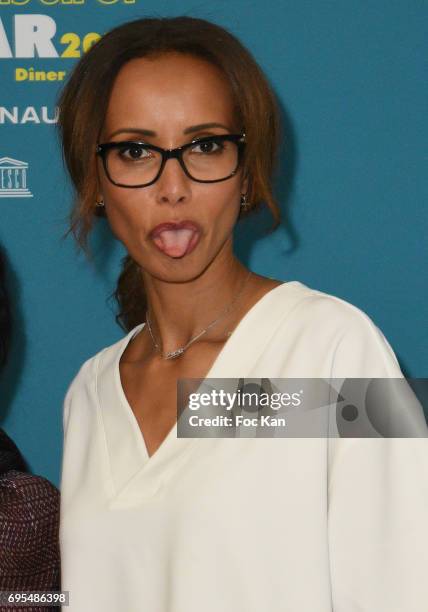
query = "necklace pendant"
(164, 347, 185, 359)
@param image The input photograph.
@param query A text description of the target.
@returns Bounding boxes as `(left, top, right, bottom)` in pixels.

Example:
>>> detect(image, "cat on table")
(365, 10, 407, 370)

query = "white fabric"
(59, 280, 428, 611)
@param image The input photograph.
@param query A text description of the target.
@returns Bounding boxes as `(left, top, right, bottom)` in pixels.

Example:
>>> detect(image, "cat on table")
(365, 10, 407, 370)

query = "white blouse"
(59, 280, 428, 611)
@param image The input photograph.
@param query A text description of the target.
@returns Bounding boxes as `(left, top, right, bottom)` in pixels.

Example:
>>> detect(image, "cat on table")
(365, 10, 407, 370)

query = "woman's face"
(98, 52, 247, 283)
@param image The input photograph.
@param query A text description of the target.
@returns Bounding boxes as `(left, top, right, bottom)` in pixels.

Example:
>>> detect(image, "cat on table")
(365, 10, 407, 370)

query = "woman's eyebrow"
(108, 123, 231, 139)
(183, 122, 230, 134)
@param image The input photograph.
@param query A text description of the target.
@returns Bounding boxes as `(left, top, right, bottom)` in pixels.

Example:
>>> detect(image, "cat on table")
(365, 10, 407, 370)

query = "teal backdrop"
(0, 1, 426, 486)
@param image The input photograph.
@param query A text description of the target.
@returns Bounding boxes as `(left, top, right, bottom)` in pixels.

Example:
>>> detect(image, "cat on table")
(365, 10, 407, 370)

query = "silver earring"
(240, 193, 249, 208)
(95, 199, 105, 208)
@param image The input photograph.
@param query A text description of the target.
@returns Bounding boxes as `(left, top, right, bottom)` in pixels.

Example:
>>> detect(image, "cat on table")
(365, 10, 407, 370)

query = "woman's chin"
(139, 258, 214, 285)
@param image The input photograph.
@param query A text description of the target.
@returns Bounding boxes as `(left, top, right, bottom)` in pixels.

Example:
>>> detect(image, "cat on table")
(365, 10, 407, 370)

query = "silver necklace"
(145, 270, 252, 360)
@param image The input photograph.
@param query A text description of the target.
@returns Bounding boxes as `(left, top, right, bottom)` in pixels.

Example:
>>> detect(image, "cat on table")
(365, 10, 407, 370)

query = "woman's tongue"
(152, 228, 196, 258)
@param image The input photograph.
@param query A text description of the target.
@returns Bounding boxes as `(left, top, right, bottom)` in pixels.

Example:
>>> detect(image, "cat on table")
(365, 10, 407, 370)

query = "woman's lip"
(149, 220, 202, 238)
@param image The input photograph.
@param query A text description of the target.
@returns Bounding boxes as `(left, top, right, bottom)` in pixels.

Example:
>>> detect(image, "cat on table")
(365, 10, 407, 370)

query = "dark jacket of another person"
(0, 247, 60, 609)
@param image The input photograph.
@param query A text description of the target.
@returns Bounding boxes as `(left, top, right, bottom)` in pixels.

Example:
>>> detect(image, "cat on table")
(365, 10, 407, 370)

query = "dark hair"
(57, 16, 282, 332)
(0, 248, 11, 370)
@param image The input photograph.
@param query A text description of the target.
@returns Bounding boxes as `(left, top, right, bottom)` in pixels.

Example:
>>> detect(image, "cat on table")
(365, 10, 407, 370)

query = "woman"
(0, 247, 60, 606)
(57, 16, 427, 612)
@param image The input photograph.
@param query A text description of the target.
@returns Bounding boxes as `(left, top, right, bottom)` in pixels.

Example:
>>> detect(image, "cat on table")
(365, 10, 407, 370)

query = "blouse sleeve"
(327, 310, 428, 611)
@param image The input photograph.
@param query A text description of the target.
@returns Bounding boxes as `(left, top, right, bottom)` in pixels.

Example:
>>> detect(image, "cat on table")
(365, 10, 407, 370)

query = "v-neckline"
(114, 281, 297, 463)
(100, 280, 302, 504)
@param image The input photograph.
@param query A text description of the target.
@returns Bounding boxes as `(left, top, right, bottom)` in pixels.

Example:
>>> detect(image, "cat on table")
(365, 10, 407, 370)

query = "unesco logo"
(0, 157, 33, 198)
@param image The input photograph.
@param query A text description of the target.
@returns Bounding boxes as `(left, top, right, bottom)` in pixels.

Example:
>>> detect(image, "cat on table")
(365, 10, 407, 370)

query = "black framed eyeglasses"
(96, 133, 246, 188)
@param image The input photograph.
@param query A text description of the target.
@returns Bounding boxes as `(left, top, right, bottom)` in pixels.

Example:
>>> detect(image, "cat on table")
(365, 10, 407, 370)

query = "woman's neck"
(141, 254, 250, 356)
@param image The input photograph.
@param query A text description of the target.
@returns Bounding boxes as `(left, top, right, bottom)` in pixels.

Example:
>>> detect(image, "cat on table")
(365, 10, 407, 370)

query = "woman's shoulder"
(0, 469, 59, 507)
(277, 280, 402, 377)
(67, 325, 142, 387)
(277, 279, 387, 335)
(62, 324, 144, 423)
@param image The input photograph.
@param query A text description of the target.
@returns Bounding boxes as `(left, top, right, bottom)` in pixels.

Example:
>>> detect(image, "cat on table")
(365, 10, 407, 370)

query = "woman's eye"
(118, 145, 150, 160)
(191, 139, 224, 154)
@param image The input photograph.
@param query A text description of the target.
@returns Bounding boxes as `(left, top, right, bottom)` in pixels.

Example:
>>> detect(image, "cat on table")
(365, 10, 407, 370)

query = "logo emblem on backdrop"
(0, 157, 33, 198)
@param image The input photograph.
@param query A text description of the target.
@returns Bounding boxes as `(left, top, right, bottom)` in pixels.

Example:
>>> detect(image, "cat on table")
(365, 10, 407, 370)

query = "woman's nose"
(154, 156, 192, 206)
